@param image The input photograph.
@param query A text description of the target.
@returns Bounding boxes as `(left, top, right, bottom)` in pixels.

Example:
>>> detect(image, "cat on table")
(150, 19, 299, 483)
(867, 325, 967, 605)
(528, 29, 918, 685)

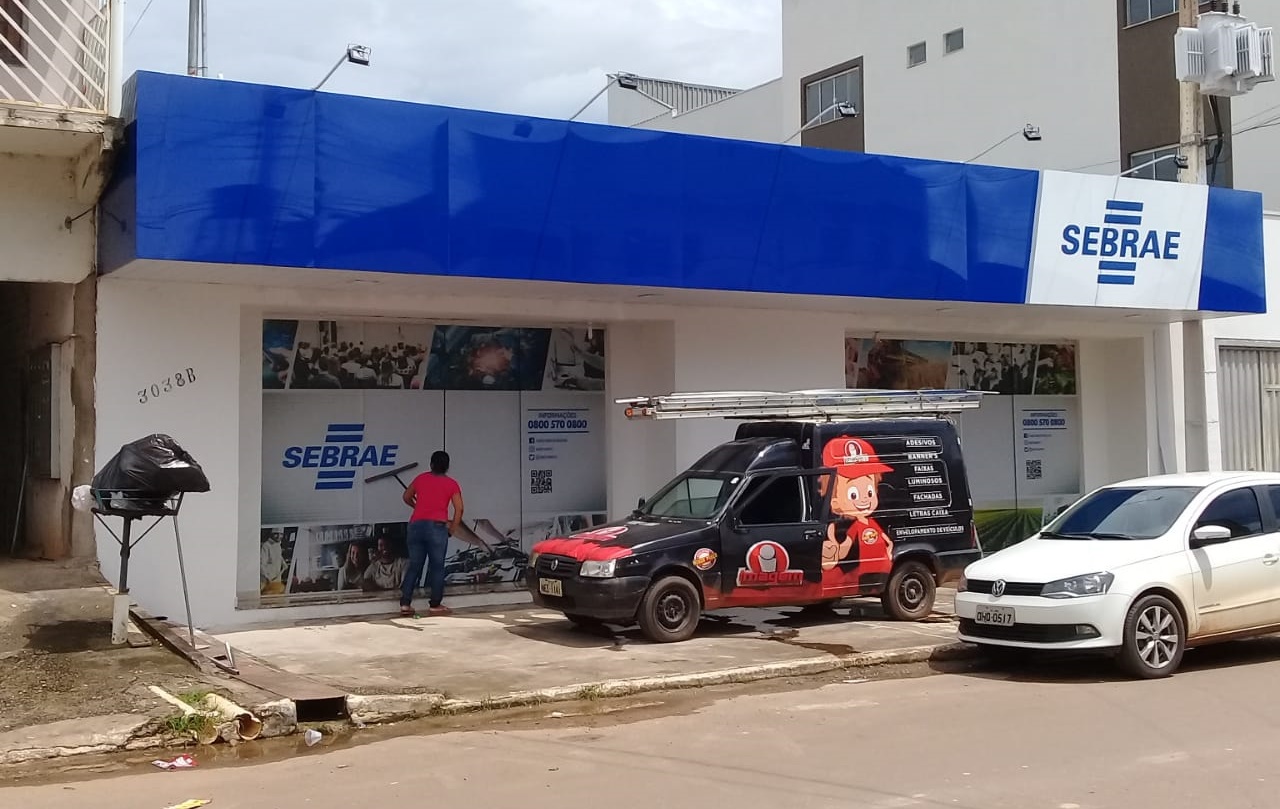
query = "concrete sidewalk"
(214, 590, 969, 721)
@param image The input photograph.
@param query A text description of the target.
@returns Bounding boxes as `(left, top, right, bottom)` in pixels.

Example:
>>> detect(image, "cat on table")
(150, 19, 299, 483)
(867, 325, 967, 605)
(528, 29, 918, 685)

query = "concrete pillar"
(1182, 319, 1212, 471)
(605, 321, 677, 520)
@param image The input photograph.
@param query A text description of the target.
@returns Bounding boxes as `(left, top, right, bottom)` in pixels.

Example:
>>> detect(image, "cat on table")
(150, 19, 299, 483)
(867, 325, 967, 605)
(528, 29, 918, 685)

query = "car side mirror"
(637, 497, 646, 509)
(1191, 524, 1233, 548)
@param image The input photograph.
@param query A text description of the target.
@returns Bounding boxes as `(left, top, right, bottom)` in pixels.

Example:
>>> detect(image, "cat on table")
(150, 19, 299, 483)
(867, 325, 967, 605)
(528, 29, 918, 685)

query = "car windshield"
(639, 473, 741, 520)
(1041, 486, 1202, 540)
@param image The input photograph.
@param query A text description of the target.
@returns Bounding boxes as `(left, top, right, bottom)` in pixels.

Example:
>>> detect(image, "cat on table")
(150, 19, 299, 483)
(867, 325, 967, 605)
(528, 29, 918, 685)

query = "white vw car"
(956, 472, 1280, 678)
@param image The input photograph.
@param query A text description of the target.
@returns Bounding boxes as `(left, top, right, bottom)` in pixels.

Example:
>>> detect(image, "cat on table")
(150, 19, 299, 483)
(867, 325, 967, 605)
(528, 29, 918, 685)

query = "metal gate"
(1219, 345, 1280, 471)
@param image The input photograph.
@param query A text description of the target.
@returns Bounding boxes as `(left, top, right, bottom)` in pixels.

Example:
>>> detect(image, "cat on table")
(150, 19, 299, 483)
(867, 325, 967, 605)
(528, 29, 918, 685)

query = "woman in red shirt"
(400, 451, 464, 616)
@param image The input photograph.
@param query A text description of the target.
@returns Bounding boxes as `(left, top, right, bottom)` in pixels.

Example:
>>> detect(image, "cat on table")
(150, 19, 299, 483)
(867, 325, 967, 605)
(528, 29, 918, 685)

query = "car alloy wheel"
(1135, 604, 1179, 669)
(1119, 593, 1185, 679)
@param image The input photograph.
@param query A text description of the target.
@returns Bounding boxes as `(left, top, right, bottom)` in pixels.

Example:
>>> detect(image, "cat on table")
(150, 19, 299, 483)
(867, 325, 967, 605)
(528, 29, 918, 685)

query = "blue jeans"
(403, 520, 449, 608)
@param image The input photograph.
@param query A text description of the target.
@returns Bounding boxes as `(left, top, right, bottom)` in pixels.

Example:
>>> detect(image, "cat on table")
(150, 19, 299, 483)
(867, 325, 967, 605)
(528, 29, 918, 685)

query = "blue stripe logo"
(1059, 198, 1182, 287)
(280, 423, 401, 491)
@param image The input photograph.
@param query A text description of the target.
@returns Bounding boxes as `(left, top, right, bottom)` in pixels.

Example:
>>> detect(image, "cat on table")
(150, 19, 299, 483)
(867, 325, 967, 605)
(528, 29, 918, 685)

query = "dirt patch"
(0, 645, 208, 733)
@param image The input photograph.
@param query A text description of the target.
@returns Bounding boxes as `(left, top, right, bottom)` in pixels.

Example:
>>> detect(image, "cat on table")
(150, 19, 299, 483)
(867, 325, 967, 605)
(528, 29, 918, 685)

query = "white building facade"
(91, 71, 1267, 632)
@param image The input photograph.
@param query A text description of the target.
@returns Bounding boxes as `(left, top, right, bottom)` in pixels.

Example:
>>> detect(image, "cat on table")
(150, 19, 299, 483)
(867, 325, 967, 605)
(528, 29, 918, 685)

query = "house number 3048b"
(138, 368, 197, 404)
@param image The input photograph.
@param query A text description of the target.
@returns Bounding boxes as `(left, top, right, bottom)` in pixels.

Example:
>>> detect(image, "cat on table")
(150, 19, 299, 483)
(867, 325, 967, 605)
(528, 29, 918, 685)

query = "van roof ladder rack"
(617, 389, 988, 421)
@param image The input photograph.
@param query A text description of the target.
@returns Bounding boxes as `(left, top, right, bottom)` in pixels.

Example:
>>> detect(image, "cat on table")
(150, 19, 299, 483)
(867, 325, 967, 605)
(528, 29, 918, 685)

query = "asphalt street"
(10, 639, 1280, 809)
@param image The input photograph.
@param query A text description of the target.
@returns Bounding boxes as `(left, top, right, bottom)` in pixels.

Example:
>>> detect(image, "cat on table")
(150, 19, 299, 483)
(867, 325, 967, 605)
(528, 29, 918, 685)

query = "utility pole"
(1178, 0, 1205, 184)
(187, 0, 206, 77)
(1177, 0, 1209, 470)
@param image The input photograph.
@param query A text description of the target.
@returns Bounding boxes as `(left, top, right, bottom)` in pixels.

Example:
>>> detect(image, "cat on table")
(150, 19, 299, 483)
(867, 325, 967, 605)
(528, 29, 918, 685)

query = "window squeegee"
(365, 462, 420, 489)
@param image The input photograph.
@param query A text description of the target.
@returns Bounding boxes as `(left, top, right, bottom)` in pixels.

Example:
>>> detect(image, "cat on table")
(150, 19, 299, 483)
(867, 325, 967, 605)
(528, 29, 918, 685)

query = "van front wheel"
(637, 576, 702, 643)
(881, 560, 936, 621)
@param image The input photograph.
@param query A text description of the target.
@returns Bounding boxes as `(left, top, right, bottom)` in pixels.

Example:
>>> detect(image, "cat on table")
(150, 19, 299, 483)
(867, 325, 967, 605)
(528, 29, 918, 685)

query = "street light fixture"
(782, 102, 860, 144)
(1119, 152, 1190, 178)
(313, 44, 372, 91)
(965, 123, 1043, 163)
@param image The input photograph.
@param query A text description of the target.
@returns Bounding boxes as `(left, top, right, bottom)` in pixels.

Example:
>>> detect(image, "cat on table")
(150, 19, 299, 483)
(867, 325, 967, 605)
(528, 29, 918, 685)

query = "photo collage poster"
(845, 338, 1081, 551)
(259, 320, 607, 604)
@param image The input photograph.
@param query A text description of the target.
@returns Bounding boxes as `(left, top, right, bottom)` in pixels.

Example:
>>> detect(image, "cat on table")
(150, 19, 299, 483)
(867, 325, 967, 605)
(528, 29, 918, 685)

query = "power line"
(126, 0, 160, 42)
(965, 130, 1022, 164)
(1062, 111, 1280, 175)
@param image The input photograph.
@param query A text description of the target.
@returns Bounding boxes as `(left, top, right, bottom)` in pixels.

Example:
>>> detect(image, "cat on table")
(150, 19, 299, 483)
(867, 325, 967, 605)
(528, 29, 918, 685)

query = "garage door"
(1219, 346, 1280, 472)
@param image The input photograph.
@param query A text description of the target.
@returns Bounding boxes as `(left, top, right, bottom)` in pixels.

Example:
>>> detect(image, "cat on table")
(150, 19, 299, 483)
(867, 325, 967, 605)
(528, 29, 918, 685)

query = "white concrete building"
(610, 0, 1280, 482)
(0, 0, 120, 561)
(611, 1, 1280, 194)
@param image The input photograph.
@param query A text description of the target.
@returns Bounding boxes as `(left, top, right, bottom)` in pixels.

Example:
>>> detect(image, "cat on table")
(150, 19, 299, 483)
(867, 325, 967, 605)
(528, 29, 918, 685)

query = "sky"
(122, 0, 782, 123)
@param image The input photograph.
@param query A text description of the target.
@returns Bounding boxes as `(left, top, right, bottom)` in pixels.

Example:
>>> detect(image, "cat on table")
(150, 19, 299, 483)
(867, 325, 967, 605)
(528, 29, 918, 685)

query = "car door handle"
(1264, 554, 1279, 565)
(804, 529, 822, 540)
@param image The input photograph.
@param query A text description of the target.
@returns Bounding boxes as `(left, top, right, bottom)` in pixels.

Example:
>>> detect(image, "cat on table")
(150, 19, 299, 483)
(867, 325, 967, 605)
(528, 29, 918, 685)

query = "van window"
(643, 474, 739, 520)
(738, 475, 805, 526)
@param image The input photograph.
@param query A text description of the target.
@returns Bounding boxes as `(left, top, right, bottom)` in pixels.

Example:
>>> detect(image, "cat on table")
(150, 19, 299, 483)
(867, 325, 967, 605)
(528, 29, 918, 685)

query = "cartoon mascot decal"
(820, 437, 896, 590)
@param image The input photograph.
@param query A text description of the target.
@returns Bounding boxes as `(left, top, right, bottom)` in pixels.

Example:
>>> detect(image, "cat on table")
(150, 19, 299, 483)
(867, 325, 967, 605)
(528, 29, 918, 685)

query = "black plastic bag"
(92, 434, 211, 497)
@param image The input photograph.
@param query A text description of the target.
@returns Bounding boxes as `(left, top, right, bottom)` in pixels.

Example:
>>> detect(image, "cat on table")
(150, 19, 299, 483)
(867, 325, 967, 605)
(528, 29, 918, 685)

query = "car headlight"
(957, 575, 968, 593)
(1041, 572, 1114, 598)
(579, 559, 617, 578)
(529, 552, 541, 569)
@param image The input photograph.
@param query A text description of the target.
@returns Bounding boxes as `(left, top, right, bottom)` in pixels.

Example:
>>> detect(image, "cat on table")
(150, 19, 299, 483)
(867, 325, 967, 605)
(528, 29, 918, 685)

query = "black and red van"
(527, 390, 986, 643)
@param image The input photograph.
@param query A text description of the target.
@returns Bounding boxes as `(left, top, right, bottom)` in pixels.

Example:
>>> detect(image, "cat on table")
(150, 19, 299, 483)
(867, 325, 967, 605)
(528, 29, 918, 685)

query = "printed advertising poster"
(258, 320, 606, 605)
(846, 336, 1081, 552)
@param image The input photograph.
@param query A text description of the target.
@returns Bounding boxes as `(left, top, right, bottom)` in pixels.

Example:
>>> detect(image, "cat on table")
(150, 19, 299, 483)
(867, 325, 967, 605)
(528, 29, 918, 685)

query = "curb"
(1, 641, 978, 766)
(346, 641, 979, 725)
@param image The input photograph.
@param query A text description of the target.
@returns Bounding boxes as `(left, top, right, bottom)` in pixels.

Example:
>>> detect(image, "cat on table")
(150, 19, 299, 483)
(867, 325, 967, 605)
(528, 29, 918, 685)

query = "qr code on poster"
(1025, 459, 1043, 481)
(530, 469, 553, 495)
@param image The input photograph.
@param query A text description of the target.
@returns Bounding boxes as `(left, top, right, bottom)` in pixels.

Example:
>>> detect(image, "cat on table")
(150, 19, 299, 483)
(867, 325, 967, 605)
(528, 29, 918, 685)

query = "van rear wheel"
(637, 576, 702, 643)
(881, 560, 936, 621)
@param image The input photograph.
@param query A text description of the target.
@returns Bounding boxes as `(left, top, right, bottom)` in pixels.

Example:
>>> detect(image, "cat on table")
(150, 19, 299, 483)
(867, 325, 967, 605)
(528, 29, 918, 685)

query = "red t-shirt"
(409, 473, 460, 523)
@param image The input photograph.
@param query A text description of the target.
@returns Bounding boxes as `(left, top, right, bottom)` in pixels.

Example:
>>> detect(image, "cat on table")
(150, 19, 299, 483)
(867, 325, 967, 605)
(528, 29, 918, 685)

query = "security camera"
(1174, 154, 1190, 169)
(1022, 123, 1042, 141)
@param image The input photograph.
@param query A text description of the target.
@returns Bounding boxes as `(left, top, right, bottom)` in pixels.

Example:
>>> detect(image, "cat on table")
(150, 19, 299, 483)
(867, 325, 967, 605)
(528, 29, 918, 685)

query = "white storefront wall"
(94, 269, 1175, 631)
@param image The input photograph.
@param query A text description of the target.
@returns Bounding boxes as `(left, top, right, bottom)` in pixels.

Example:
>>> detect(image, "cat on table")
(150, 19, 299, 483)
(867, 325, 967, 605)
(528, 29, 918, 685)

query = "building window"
(945, 28, 965, 54)
(804, 66, 862, 125)
(1127, 0, 1178, 26)
(908, 41, 927, 67)
(1128, 145, 1182, 181)
(0, 0, 25, 66)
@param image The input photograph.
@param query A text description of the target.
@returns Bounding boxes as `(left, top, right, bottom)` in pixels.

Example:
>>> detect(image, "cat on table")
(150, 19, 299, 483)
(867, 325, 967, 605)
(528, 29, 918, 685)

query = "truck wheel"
(881, 560, 936, 621)
(637, 576, 702, 643)
(1117, 594, 1185, 679)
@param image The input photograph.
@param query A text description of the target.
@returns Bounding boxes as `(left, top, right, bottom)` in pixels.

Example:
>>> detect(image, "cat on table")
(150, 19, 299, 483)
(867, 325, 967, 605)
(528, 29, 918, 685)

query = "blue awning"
(99, 71, 1266, 315)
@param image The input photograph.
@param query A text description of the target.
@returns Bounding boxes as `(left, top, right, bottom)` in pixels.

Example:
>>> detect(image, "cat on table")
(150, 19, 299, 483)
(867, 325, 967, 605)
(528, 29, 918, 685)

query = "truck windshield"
(640, 473, 741, 520)
(1041, 486, 1202, 540)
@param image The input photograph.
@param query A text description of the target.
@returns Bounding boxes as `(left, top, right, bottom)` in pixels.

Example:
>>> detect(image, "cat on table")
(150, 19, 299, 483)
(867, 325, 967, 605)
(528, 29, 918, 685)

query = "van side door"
(718, 470, 831, 608)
